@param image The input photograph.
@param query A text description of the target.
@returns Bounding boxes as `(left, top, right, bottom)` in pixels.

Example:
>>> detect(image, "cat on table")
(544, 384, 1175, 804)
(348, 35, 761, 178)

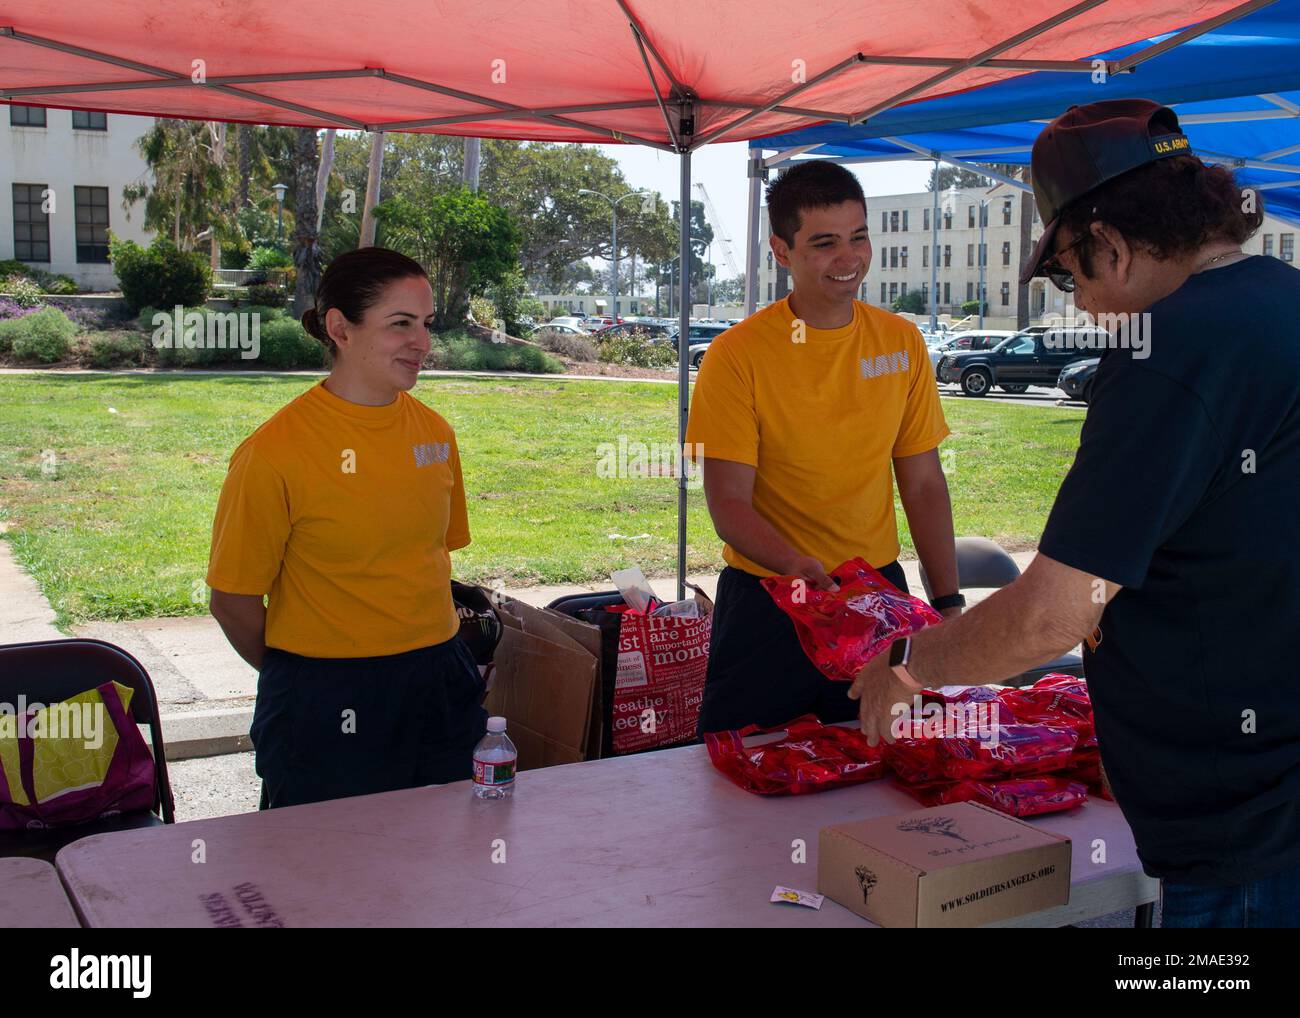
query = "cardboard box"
(483, 596, 604, 771)
(818, 802, 1071, 927)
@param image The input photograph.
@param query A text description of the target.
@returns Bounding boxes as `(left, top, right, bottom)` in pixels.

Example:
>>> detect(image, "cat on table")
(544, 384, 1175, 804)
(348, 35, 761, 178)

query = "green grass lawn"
(0, 373, 1085, 626)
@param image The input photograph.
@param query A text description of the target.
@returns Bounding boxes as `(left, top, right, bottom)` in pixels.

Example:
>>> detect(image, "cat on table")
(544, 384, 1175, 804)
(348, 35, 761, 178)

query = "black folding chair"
(917, 536, 1085, 686)
(0, 638, 175, 861)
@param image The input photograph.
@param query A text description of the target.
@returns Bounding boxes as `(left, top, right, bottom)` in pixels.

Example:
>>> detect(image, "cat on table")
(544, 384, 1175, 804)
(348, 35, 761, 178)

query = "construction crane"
(693, 182, 740, 278)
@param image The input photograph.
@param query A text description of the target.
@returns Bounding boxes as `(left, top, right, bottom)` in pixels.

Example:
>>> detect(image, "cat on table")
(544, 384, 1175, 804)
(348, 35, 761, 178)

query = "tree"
(373, 186, 520, 331)
(292, 128, 323, 314)
(927, 163, 1022, 192)
(894, 290, 928, 315)
(122, 119, 236, 254)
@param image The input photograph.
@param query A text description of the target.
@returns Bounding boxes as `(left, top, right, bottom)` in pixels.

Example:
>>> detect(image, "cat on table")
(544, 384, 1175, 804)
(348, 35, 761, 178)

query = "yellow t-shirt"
(685, 297, 949, 577)
(206, 380, 470, 658)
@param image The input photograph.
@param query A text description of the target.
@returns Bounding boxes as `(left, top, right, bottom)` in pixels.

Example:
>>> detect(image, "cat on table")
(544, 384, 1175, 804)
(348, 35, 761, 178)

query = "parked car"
(536, 323, 590, 337)
(670, 321, 730, 353)
(687, 342, 711, 369)
(936, 329, 1103, 396)
(546, 316, 587, 331)
(927, 330, 1016, 375)
(1057, 356, 1101, 404)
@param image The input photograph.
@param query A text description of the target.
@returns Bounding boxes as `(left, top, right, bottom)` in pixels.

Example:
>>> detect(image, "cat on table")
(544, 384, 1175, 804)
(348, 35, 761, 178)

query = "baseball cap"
(1020, 99, 1193, 285)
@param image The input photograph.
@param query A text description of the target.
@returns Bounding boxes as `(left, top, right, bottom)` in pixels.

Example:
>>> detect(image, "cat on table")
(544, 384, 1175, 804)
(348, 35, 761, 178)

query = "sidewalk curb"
(158, 706, 253, 761)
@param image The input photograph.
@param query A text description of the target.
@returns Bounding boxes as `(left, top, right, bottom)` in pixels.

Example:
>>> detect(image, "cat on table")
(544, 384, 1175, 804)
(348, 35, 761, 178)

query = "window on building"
(72, 110, 107, 131)
(921, 282, 928, 304)
(1263, 234, 1274, 257)
(889, 282, 898, 303)
(1001, 281, 1010, 306)
(767, 282, 773, 302)
(943, 245, 951, 268)
(922, 245, 928, 268)
(10, 105, 47, 128)
(968, 205, 975, 228)
(902, 210, 909, 232)
(1282, 234, 1294, 262)
(979, 243, 986, 267)
(966, 281, 973, 301)
(860, 283, 868, 300)
(979, 204, 988, 227)
(74, 185, 110, 262)
(943, 282, 950, 305)
(967, 243, 974, 266)
(923, 207, 930, 231)
(901, 282, 908, 297)
(890, 210, 899, 232)
(1002, 241, 1011, 266)
(882, 211, 888, 232)
(880, 282, 887, 304)
(900, 246, 908, 269)
(1003, 197, 1013, 225)
(766, 251, 773, 269)
(943, 210, 952, 230)
(12, 183, 52, 262)
(890, 246, 898, 269)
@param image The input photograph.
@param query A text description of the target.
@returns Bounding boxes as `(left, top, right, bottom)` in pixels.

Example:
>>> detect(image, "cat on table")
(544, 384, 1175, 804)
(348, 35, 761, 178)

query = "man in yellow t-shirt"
(686, 160, 962, 733)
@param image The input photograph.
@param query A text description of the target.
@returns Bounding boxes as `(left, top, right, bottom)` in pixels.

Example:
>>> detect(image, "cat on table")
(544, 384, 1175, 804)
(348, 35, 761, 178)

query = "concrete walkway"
(1, 536, 1038, 760)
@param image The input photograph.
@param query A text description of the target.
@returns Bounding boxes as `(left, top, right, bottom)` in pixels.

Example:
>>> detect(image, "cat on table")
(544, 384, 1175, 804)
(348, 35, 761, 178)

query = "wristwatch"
(888, 636, 922, 690)
(929, 592, 966, 611)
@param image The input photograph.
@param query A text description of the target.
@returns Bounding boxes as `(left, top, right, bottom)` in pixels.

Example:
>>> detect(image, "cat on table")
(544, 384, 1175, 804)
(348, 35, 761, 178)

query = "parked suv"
(936, 328, 1107, 396)
(670, 322, 731, 366)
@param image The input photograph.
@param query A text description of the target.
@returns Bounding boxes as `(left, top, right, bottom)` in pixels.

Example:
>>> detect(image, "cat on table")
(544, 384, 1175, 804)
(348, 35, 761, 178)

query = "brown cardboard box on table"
(818, 802, 1071, 927)
(483, 595, 603, 770)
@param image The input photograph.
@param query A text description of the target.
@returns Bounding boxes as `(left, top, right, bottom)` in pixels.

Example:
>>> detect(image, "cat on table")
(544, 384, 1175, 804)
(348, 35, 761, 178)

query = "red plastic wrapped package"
(939, 722, 1079, 780)
(704, 715, 887, 796)
(882, 737, 947, 783)
(898, 776, 1087, 817)
(761, 557, 943, 681)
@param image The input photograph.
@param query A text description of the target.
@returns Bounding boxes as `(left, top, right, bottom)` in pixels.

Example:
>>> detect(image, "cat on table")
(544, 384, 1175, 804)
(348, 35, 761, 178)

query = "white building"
(756, 181, 1298, 328)
(2, 106, 155, 290)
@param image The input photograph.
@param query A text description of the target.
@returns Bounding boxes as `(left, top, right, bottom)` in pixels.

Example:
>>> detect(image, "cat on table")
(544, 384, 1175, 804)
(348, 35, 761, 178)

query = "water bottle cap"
(487, 716, 507, 733)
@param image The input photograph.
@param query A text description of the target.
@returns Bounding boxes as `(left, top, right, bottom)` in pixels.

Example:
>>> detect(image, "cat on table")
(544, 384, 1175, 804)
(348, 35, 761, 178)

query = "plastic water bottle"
(472, 717, 517, 799)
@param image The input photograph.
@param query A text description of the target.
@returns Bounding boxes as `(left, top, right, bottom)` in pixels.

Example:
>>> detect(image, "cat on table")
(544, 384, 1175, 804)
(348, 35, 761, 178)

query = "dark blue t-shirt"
(1039, 255, 1300, 886)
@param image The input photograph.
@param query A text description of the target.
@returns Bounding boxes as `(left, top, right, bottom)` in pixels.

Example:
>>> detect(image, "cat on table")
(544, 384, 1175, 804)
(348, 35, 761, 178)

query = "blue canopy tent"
(743, 0, 1300, 315)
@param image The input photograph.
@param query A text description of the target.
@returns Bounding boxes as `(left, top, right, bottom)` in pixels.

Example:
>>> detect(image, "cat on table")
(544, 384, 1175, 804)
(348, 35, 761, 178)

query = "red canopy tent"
(1, 0, 1269, 593)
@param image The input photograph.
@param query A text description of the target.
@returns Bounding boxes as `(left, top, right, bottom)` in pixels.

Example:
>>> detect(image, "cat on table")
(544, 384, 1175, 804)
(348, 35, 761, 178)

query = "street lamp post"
(579, 188, 649, 321)
(272, 182, 288, 248)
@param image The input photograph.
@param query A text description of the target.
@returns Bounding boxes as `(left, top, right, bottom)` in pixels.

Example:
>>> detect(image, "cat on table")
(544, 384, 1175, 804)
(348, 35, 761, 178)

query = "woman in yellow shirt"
(206, 247, 486, 808)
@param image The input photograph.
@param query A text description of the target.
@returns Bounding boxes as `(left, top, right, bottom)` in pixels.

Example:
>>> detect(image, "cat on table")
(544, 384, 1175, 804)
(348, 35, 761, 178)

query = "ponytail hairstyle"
(300, 247, 429, 361)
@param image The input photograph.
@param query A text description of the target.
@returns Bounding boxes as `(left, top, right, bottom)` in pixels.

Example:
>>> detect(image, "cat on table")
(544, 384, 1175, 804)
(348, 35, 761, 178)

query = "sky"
(594, 140, 933, 283)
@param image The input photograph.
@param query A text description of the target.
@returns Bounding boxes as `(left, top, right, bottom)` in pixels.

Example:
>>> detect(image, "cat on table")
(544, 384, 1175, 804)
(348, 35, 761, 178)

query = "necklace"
(1195, 249, 1246, 272)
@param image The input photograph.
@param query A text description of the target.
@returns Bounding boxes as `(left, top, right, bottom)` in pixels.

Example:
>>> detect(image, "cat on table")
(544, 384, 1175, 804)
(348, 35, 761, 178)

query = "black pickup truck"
(935, 328, 1108, 396)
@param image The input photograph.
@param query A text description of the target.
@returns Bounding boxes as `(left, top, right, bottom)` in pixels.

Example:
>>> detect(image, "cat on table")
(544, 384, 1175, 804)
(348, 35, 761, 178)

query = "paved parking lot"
(939, 383, 1087, 409)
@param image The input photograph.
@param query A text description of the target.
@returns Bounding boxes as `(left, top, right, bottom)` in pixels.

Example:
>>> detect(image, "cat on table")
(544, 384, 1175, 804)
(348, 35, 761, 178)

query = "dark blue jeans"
(1162, 861, 1300, 928)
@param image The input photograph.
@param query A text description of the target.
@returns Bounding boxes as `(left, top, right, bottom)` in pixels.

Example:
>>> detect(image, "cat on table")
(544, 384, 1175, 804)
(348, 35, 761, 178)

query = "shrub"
(537, 331, 599, 362)
(468, 295, 498, 329)
(430, 331, 562, 374)
(0, 297, 39, 323)
(248, 246, 293, 270)
(246, 283, 287, 307)
(961, 299, 989, 315)
(85, 331, 147, 368)
(598, 331, 676, 368)
(110, 236, 211, 313)
(4, 307, 77, 363)
(1, 276, 45, 308)
(256, 316, 324, 369)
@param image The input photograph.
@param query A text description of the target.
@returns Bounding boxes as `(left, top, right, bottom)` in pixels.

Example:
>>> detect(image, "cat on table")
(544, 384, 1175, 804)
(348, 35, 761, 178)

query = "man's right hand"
(787, 555, 838, 591)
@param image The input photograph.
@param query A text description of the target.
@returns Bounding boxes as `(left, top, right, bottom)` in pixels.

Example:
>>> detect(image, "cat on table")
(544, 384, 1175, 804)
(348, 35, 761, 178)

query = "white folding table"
(5, 855, 83, 928)
(56, 740, 1158, 927)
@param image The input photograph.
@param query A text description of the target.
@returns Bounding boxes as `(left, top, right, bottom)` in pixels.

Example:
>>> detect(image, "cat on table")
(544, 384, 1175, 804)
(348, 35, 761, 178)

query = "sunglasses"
(1042, 232, 1087, 293)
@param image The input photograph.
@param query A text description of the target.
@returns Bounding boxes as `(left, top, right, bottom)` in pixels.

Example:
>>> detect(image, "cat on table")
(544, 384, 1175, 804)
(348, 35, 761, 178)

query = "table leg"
(1134, 902, 1155, 928)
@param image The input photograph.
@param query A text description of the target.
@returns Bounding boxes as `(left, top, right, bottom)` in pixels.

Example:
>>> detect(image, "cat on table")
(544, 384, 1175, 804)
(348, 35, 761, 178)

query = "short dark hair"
(1058, 154, 1263, 277)
(300, 247, 428, 359)
(766, 161, 867, 245)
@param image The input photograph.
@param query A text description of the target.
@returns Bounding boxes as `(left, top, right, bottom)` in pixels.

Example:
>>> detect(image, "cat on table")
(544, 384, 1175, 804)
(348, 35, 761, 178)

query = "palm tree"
(292, 128, 323, 313)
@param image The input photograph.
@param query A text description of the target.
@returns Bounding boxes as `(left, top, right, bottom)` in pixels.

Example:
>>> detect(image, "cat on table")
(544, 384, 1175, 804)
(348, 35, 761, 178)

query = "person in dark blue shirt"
(848, 99, 1300, 927)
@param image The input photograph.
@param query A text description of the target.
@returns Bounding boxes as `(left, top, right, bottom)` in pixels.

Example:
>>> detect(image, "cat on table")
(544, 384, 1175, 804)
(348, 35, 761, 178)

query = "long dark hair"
(300, 247, 428, 359)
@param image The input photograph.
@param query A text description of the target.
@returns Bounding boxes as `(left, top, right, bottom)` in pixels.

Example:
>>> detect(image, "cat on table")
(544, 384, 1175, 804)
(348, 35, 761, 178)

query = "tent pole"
(677, 147, 692, 602)
(744, 152, 763, 316)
